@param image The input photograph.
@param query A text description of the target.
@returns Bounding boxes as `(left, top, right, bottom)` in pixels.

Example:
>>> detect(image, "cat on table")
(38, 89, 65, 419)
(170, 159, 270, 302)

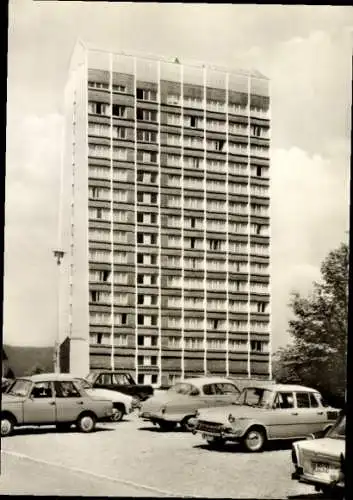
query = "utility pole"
(53, 249, 65, 373)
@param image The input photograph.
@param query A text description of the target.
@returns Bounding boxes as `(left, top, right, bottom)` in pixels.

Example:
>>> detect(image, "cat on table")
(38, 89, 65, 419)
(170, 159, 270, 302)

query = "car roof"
(177, 377, 239, 388)
(18, 373, 85, 382)
(241, 383, 318, 393)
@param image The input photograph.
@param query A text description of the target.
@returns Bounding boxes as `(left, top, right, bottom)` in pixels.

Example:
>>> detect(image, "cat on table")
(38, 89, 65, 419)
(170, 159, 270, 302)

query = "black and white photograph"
(2, 1, 351, 498)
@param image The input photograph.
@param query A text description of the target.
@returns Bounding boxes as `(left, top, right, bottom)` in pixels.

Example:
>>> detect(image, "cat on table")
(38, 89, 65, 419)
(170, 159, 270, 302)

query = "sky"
(4, 1, 352, 350)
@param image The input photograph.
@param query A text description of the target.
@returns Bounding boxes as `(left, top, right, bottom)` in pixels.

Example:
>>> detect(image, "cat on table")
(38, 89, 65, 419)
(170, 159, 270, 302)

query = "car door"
(267, 391, 299, 439)
(54, 380, 89, 423)
(293, 391, 326, 437)
(212, 383, 240, 406)
(22, 381, 56, 424)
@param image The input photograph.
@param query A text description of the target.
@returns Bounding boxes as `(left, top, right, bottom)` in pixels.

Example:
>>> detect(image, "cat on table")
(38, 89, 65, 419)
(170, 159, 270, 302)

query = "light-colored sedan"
(74, 377, 134, 422)
(1, 373, 114, 436)
(291, 412, 345, 497)
(191, 383, 341, 452)
(139, 377, 240, 431)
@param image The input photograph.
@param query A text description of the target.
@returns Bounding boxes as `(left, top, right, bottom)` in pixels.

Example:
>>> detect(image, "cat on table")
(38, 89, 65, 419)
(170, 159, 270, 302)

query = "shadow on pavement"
(11, 425, 115, 437)
(138, 425, 188, 433)
(193, 439, 294, 454)
(287, 494, 326, 499)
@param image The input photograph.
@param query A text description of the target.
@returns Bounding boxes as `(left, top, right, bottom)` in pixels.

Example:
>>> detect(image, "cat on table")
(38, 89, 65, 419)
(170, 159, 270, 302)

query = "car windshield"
(168, 383, 199, 396)
(327, 414, 345, 440)
(237, 387, 273, 407)
(74, 378, 92, 391)
(7, 379, 32, 397)
(86, 372, 96, 384)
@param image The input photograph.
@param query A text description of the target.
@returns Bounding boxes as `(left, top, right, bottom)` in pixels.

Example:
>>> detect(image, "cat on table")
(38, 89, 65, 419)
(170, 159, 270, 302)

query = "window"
(220, 383, 239, 395)
(137, 130, 157, 142)
(88, 102, 110, 116)
(296, 392, 311, 409)
(54, 381, 81, 398)
(97, 333, 103, 345)
(203, 384, 218, 396)
(114, 126, 126, 139)
(88, 81, 109, 90)
(112, 104, 126, 118)
(137, 151, 158, 163)
(136, 88, 157, 101)
(30, 382, 53, 399)
(112, 84, 126, 93)
(256, 166, 262, 177)
(309, 393, 319, 408)
(273, 392, 295, 409)
(136, 108, 157, 122)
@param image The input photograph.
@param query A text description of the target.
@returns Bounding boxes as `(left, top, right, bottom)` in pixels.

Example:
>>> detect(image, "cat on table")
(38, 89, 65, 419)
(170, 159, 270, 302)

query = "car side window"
(219, 383, 239, 395)
(55, 381, 81, 398)
(273, 392, 295, 409)
(309, 393, 319, 408)
(97, 374, 111, 385)
(296, 392, 310, 408)
(112, 374, 128, 385)
(30, 382, 53, 399)
(203, 384, 217, 395)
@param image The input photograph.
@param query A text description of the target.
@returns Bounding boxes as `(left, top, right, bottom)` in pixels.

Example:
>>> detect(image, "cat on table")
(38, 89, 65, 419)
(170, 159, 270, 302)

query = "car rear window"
(169, 383, 199, 396)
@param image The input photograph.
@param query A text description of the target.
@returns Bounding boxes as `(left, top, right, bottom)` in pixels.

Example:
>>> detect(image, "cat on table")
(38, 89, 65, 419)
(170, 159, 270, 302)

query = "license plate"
(313, 463, 330, 474)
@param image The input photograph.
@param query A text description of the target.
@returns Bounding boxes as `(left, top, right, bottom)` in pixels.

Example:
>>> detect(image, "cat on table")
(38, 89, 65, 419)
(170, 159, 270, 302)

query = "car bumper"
(193, 426, 241, 441)
(291, 468, 344, 490)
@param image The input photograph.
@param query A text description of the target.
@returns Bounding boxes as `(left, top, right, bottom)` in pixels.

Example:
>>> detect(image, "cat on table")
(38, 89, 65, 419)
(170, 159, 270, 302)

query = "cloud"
(270, 146, 349, 349)
(4, 114, 64, 346)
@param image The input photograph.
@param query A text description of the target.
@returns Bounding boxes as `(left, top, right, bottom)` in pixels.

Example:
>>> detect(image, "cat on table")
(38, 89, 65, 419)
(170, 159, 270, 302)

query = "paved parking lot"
(0, 412, 322, 498)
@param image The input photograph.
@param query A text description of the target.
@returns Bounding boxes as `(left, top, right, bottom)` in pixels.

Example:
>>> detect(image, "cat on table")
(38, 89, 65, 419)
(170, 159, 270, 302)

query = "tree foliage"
(273, 242, 348, 407)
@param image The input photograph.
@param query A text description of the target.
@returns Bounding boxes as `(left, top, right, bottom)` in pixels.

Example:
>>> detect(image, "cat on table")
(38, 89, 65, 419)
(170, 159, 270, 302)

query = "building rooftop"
(71, 39, 269, 81)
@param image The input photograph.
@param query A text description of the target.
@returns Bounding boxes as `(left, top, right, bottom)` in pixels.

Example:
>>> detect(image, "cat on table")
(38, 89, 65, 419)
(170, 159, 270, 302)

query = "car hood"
(141, 392, 194, 412)
(85, 388, 133, 404)
(197, 404, 267, 424)
(296, 437, 345, 459)
(1, 393, 26, 404)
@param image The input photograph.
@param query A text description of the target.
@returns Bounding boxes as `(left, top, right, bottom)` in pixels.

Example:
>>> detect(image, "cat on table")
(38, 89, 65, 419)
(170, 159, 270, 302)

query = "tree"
(273, 242, 348, 407)
(26, 364, 46, 376)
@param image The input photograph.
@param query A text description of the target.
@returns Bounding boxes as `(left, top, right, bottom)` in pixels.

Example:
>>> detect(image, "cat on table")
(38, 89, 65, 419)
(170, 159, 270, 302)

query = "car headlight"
(228, 413, 236, 423)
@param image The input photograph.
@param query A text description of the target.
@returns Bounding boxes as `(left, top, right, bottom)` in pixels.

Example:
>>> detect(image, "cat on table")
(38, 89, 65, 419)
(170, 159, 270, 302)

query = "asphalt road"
(0, 412, 323, 498)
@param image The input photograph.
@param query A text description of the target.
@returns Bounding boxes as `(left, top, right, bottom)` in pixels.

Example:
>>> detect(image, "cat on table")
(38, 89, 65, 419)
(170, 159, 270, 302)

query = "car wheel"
(206, 437, 225, 449)
(243, 427, 266, 452)
(158, 421, 176, 431)
(76, 413, 96, 433)
(1, 415, 14, 437)
(111, 404, 125, 422)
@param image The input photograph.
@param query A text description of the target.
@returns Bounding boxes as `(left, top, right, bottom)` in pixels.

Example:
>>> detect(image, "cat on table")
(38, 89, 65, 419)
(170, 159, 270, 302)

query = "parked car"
(86, 371, 153, 403)
(0, 373, 113, 437)
(139, 377, 240, 431)
(291, 411, 345, 497)
(191, 383, 341, 452)
(71, 376, 134, 422)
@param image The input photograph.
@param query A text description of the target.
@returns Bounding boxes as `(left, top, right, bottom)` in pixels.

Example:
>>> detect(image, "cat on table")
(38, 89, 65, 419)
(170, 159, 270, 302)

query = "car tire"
(206, 437, 225, 449)
(243, 427, 266, 452)
(76, 413, 96, 433)
(111, 404, 125, 422)
(1, 414, 15, 437)
(158, 421, 176, 431)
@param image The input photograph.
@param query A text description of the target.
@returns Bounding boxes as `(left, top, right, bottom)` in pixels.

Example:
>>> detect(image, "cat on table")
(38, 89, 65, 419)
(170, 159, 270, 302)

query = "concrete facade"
(62, 41, 271, 385)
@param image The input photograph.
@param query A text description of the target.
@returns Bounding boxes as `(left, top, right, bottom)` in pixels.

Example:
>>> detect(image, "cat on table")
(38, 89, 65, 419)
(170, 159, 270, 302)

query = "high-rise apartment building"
(61, 40, 271, 385)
